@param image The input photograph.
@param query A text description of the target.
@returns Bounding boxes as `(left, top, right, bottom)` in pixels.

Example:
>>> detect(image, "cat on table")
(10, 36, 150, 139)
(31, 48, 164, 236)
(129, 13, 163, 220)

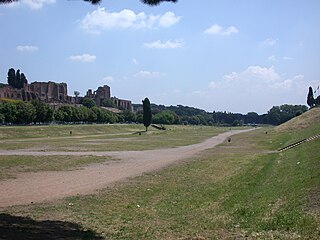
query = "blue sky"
(1, 0, 319, 113)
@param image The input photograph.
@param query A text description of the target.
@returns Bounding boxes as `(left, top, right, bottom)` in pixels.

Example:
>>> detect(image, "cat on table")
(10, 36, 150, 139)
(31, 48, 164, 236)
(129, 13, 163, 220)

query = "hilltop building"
(0, 81, 132, 112)
(0, 81, 73, 103)
(85, 85, 132, 111)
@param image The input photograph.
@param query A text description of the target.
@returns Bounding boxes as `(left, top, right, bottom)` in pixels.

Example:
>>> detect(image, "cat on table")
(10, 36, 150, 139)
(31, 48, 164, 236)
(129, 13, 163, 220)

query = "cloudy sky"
(0, 0, 319, 113)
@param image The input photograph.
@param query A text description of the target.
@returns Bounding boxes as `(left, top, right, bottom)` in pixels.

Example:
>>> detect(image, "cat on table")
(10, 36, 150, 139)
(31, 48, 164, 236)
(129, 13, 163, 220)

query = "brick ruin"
(0, 82, 132, 111)
(0, 81, 73, 103)
(85, 85, 132, 111)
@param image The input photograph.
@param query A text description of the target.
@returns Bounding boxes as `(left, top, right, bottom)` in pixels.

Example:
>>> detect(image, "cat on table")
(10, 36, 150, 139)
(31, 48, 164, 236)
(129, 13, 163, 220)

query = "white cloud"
(207, 66, 312, 112)
(23, 0, 55, 10)
(268, 55, 277, 62)
(132, 58, 139, 65)
(100, 76, 114, 84)
(204, 24, 239, 36)
(192, 90, 205, 96)
(222, 66, 280, 83)
(143, 40, 184, 49)
(16, 45, 39, 52)
(283, 56, 293, 61)
(134, 70, 160, 78)
(7, 0, 56, 10)
(2, 2, 20, 8)
(80, 8, 181, 33)
(158, 12, 181, 27)
(261, 38, 278, 46)
(69, 54, 96, 63)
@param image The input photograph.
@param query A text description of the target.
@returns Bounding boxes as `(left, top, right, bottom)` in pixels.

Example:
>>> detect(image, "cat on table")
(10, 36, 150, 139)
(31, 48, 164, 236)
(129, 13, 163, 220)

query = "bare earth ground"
(0, 129, 253, 208)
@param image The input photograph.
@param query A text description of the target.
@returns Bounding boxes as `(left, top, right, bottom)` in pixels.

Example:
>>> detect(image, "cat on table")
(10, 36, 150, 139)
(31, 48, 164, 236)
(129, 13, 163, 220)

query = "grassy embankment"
(1, 108, 320, 239)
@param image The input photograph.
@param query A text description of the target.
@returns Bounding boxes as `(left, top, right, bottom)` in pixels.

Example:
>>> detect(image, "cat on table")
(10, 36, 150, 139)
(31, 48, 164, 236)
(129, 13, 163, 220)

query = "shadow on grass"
(0, 213, 103, 240)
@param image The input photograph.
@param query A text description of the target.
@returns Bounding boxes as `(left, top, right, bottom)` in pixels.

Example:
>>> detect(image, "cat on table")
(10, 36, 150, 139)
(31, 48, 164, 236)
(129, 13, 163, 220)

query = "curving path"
(0, 129, 254, 207)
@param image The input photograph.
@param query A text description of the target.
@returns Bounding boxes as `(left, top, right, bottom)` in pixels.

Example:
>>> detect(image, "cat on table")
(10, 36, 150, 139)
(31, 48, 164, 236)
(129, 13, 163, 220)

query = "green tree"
(73, 106, 89, 122)
(245, 112, 259, 124)
(15, 70, 21, 89)
(307, 86, 315, 108)
(122, 110, 136, 123)
(0, 113, 4, 124)
(31, 101, 54, 123)
(142, 97, 152, 131)
(102, 99, 116, 108)
(54, 105, 74, 122)
(0, 102, 17, 123)
(53, 108, 65, 122)
(267, 106, 281, 125)
(153, 111, 175, 124)
(7, 68, 15, 87)
(82, 98, 96, 109)
(87, 109, 98, 122)
(15, 101, 36, 123)
(20, 73, 28, 88)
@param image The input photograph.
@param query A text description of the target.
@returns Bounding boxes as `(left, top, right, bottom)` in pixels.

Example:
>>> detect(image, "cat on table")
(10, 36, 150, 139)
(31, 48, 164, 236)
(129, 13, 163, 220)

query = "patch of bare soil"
(0, 129, 254, 208)
(305, 190, 320, 215)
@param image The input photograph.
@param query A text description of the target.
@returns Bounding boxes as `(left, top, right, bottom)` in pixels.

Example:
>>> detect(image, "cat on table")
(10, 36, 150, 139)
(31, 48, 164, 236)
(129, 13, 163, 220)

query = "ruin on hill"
(0, 82, 132, 111)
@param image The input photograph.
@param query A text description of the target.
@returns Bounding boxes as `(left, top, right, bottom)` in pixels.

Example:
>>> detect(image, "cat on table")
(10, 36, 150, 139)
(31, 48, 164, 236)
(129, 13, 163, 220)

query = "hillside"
(276, 107, 320, 131)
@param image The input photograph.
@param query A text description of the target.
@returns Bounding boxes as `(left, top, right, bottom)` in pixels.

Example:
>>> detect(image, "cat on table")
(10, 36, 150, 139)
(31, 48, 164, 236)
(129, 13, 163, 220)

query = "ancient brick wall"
(0, 81, 72, 103)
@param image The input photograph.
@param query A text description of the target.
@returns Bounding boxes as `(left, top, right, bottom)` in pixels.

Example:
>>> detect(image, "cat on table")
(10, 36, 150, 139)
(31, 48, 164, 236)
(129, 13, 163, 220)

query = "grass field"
(0, 124, 228, 151)
(0, 110, 319, 239)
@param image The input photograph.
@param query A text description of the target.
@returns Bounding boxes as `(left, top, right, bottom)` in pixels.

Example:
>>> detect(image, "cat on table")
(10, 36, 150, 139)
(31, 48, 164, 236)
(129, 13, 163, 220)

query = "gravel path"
(0, 129, 254, 207)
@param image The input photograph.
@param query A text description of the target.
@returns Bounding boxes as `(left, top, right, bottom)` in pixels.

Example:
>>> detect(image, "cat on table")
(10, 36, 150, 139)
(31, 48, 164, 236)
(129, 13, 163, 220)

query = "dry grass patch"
(0, 155, 111, 180)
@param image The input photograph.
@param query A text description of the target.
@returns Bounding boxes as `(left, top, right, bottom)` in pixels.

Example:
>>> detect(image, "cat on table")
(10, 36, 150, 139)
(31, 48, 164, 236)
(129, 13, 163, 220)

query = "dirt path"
(0, 129, 254, 208)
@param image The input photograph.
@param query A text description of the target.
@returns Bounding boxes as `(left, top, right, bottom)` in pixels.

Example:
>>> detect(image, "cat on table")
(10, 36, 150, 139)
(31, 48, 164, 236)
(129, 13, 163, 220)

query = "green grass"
(0, 125, 228, 151)
(3, 125, 319, 239)
(0, 124, 144, 140)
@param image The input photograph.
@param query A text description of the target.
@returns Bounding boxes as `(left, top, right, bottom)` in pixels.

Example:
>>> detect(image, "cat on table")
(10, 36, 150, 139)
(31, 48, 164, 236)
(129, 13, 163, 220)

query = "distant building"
(0, 81, 74, 103)
(0, 81, 132, 112)
(85, 85, 132, 112)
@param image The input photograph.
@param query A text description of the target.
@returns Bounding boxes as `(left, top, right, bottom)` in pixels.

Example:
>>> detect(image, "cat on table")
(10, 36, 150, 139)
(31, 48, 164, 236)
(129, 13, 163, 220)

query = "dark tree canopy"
(7, 68, 15, 87)
(307, 86, 315, 108)
(142, 97, 152, 131)
(82, 98, 96, 109)
(7, 68, 28, 89)
(0, 0, 177, 6)
(15, 70, 21, 88)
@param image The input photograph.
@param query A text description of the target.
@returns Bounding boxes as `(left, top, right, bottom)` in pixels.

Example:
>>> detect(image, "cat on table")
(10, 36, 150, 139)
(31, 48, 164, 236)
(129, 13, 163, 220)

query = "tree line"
(0, 100, 119, 124)
(0, 98, 307, 126)
(133, 103, 308, 126)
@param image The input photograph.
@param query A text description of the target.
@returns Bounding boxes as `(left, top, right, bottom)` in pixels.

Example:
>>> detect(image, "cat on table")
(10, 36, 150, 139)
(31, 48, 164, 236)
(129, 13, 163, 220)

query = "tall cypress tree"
(20, 73, 28, 88)
(142, 97, 152, 131)
(7, 68, 15, 87)
(15, 69, 21, 89)
(307, 86, 315, 108)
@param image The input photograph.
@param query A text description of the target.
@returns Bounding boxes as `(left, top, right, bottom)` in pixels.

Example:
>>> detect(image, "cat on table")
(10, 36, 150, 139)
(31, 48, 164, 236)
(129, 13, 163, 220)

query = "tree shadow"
(0, 213, 103, 240)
